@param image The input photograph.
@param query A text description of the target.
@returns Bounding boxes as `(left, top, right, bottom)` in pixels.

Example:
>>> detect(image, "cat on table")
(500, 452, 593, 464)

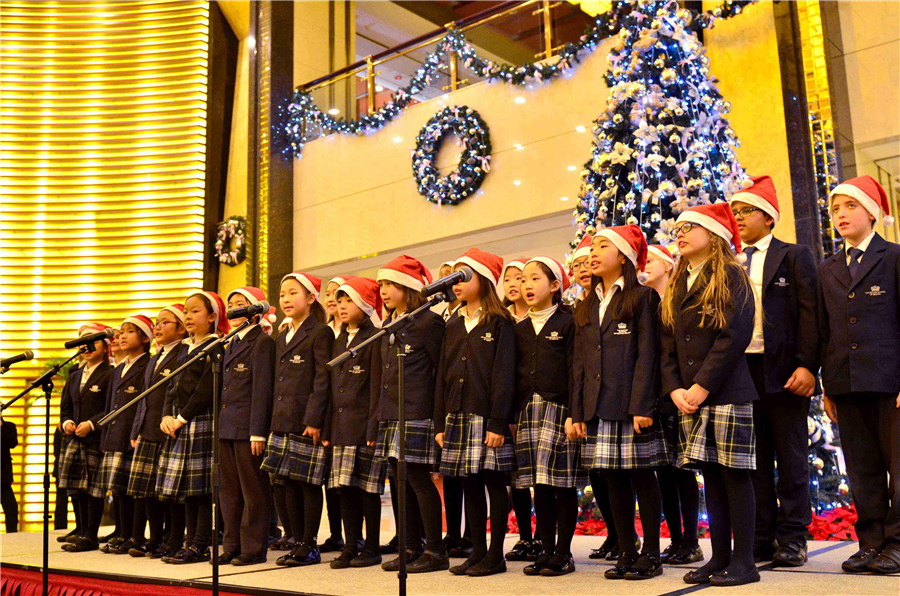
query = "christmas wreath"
(215, 215, 247, 266)
(412, 105, 492, 205)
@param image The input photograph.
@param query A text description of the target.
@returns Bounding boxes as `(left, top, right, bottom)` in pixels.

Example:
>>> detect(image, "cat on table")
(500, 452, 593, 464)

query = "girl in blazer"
(262, 272, 333, 567)
(660, 204, 758, 587)
(435, 248, 517, 577)
(326, 277, 386, 569)
(571, 226, 667, 581)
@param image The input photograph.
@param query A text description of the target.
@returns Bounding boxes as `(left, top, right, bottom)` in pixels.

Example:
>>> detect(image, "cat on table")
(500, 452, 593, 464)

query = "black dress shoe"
(284, 541, 321, 566)
(604, 551, 638, 579)
(504, 539, 534, 561)
(380, 535, 399, 555)
(330, 547, 356, 569)
(211, 550, 240, 564)
(350, 548, 382, 568)
(320, 535, 344, 553)
(540, 553, 575, 576)
(107, 538, 138, 554)
(683, 566, 721, 585)
(709, 568, 761, 586)
(57, 529, 80, 543)
(450, 553, 482, 576)
(753, 541, 777, 563)
(589, 537, 616, 560)
(149, 544, 176, 559)
(524, 552, 552, 576)
(868, 546, 900, 575)
(232, 552, 267, 566)
(129, 542, 157, 557)
(448, 537, 473, 558)
(269, 536, 292, 551)
(62, 536, 99, 552)
(526, 539, 544, 562)
(842, 548, 880, 573)
(382, 549, 421, 571)
(667, 544, 704, 565)
(165, 546, 210, 564)
(660, 542, 679, 563)
(98, 531, 119, 544)
(773, 542, 808, 567)
(407, 550, 450, 573)
(467, 557, 506, 576)
(624, 553, 663, 580)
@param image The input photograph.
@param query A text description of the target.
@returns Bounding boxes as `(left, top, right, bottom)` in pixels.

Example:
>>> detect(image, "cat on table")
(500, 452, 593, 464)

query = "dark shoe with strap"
(667, 543, 704, 565)
(380, 535, 399, 555)
(589, 537, 617, 560)
(232, 552, 267, 566)
(660, 542, 680, 563)
(842, 548, 880, 573)
(330, 547, 357, 569)
(269, 535, 292, 551)
(539, 553, 575, 577)
(320, 535, 344, 553)
(284, 540, 321, 566)
(867, 546, 900, 575)
(523, 552, 552, 576)
(98, 531, 119, 544)
(62, 536, 99, 552)
(407, 550, 450, 573)
(149, 544, 176, 559)
(709, 567, 761, 586)
(350, 548, 382, 568)
(448, 536, 473, 558)
(381, 549, 421, 571)
(526, 539, 544, 562)
(165, 546, 210, 564)
(128, 541, 157, 557)
(57, 529, 80, 543)
(504, 539, 534, 562)
(604, 551, 638, 579)
(107, 538, 138, 555)
(773, 542, 808, 567)
(467, 557, 507, 577)
(624, 553, 663, 580)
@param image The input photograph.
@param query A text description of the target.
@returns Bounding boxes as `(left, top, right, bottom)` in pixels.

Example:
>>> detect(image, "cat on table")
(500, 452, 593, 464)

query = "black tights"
(698, 464, 756, 576)
(114, 493, 134, 542)
(325, 487, 343, 541)
(657, 465, 700, 547)
(273, 483, 297, 540)
(533, 485, 578, 555)
(340, 486, 381, 552)
(165, 501, 186, 551)
(78, 493, 104, 541)
(590, 470, 632, 547)
(285, 480, 322, 544)
(185, 494, 212, 550)
(389, 461, 443, 553)
(443, 475, 468, 541)
(132, 497, 166, 546)
(511, 487, 536, 542)
(463, 471, 508, 568)
(603, 469, 662, 556)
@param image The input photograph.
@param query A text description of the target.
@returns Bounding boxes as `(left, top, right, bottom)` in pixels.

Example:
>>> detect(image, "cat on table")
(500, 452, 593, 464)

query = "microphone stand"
(99, 316, 255, 596)
(2, 345, 91, 596)
(328, 288, 454, 596)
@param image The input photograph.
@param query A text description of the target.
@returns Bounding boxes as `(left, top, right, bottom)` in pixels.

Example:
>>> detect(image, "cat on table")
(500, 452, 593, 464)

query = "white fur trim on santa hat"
(123, 316, 152, 340)
(376, 268, 425, 292)
(281, 273, 319, 299)
(526, 257, 564, 286)
(595, 229, 639, 268)
(228, 288, 261, 305)
(337, 283, 374, 318)
(572, 240, 591, 262)
(730, 191, 780, 223)
(648, 245, 675, 266)
(455, 255, 498, 287)
(829, 183, 890, 225)
(162, 306, 185, 324)
(676, 211, 734, 246)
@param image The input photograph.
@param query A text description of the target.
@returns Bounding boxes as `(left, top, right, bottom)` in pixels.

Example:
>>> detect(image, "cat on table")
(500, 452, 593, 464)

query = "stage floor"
(2, 528, 898, 595)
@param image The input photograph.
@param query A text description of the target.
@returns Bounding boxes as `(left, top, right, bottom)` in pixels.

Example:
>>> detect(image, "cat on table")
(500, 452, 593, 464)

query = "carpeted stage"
(2, 528, 898, 596)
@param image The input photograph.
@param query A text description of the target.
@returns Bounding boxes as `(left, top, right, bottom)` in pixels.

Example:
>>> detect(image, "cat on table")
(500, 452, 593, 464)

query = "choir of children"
(54, 174, 898, 584)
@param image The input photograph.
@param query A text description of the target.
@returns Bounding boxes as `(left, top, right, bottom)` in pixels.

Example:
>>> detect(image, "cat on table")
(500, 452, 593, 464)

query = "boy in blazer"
(819, 176, 900, 575)
(729, 176, 818, 566)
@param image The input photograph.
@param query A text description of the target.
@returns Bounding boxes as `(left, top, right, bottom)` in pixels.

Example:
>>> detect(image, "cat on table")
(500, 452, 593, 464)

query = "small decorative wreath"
(412, 105, 492, 205)
(215, 215, 247, 267)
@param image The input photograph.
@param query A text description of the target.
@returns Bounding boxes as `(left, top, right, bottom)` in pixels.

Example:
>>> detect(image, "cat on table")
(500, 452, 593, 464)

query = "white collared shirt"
(283, 319, 304, 344)
(507, 303, 528, 324)
(154, 340, 180, 373)
(119, 355, 135, 377)
(237, 323, 257, 341)
(745, 233, 773, 354)
(346, 325, 359, 344)
(845, 230, 876, 265)
(686, 259, 708, 291)
(185, 333, 216, 354)
(79, 361, 100, 391)
(528, 304, 558, 334)
(460, 306, 483, 333)
(595, 277, 625, 324)
(329, 319, 342, 338)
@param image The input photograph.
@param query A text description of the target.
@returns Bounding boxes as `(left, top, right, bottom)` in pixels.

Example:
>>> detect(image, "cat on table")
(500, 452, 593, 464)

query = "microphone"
(226, 301, 270, 320)
(64, 328, 115, 350)
(421, 265, 473, 298)
(0, 350, 34, 370)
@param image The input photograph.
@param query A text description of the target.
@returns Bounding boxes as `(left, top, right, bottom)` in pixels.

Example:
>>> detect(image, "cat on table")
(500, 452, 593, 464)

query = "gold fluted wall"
(0, 0, 209, 531)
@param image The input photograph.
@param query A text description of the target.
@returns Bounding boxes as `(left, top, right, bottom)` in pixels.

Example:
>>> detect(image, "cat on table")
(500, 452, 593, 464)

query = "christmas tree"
(569, 0, 750, 258)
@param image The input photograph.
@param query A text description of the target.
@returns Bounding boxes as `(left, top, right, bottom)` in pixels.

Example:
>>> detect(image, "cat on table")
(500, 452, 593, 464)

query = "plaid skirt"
(676, 403, 756, 470)
(99, 450, 133, 495)
(439, 412, 516, 477)
(156, 411, 214, 501)
(127, 437, 162, 498)
(57, 438, 104, 499)
(329, 445, 386, 494)
(260, 431, 327, 485)
(514, 395, 587, 489)
(583, 416, 670, 470)
(374, 419, 438, 466)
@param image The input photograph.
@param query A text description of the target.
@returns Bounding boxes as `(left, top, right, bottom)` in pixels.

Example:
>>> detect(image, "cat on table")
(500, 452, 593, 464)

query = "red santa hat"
(122, 314, 153, 340)
(376, 255, 433, 291)
(501, 258, 528, 280)
(227, 286, 277, 325)
(455, 248, 504, 288)
(730, 175, 780, 223)
(189, 291, 231, 335)
(676, 203, 743, 253)
(648, 244, 675, 266)
(161, 303, 185, 325)
(325, 275, 354, 294)
(280, 272, 323, 300)
(337, 277, 383, 327)
(594, 224, 649, 271)
(78, 322, 112, 345)
(525, 256, 571, 289)
(829, 175, 893, 226)
(259, 306, 277, 335)
(572, 233, 593, 262)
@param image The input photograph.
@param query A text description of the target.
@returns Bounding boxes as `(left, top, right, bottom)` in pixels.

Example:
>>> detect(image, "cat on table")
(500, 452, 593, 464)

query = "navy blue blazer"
(163, 336, 223, 422)
(514, 308, 574, 411)
(131, 343, 188, 442)
(99, 353, 150, 452)
(59, 361, 112, 446)
(326, 318, 382, 445)
(817, 233, 900, 396)
(220, 325, 276, 440)
(270, 317, 333, 434)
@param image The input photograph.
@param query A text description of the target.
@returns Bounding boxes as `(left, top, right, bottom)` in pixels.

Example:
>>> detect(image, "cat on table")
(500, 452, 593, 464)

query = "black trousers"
(747, 355, 812, 547)
(833, 392, 900, 551)
(1, 483, 18, 533)
(219, 439, 272, 556)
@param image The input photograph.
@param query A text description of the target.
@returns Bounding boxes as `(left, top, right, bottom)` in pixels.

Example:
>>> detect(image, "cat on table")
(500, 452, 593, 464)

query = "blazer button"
(596, 345, 601, 351)
(278, 376, 284, 381)
(461, 356, 467, 361)
(849, 317, 857, 324)
(459, 378, 464, 383)
(685, 334, 691, 341)
(688, 359, 694, 365)
(280, 358, 285, 363)
(383, 384, 389, 389)
(339, 387, 345, 393)
(595, 373, 601, 381)
(848, 291, 855, 299)
(851, 343, 859, 350)
(385, 364, 390, 369)
(530, 352, 536, 357)
(277, 396, 283, 401)
(111, 420, 116, 425)
(338, 407, 343, 413)
(225, 367, 229, 372)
